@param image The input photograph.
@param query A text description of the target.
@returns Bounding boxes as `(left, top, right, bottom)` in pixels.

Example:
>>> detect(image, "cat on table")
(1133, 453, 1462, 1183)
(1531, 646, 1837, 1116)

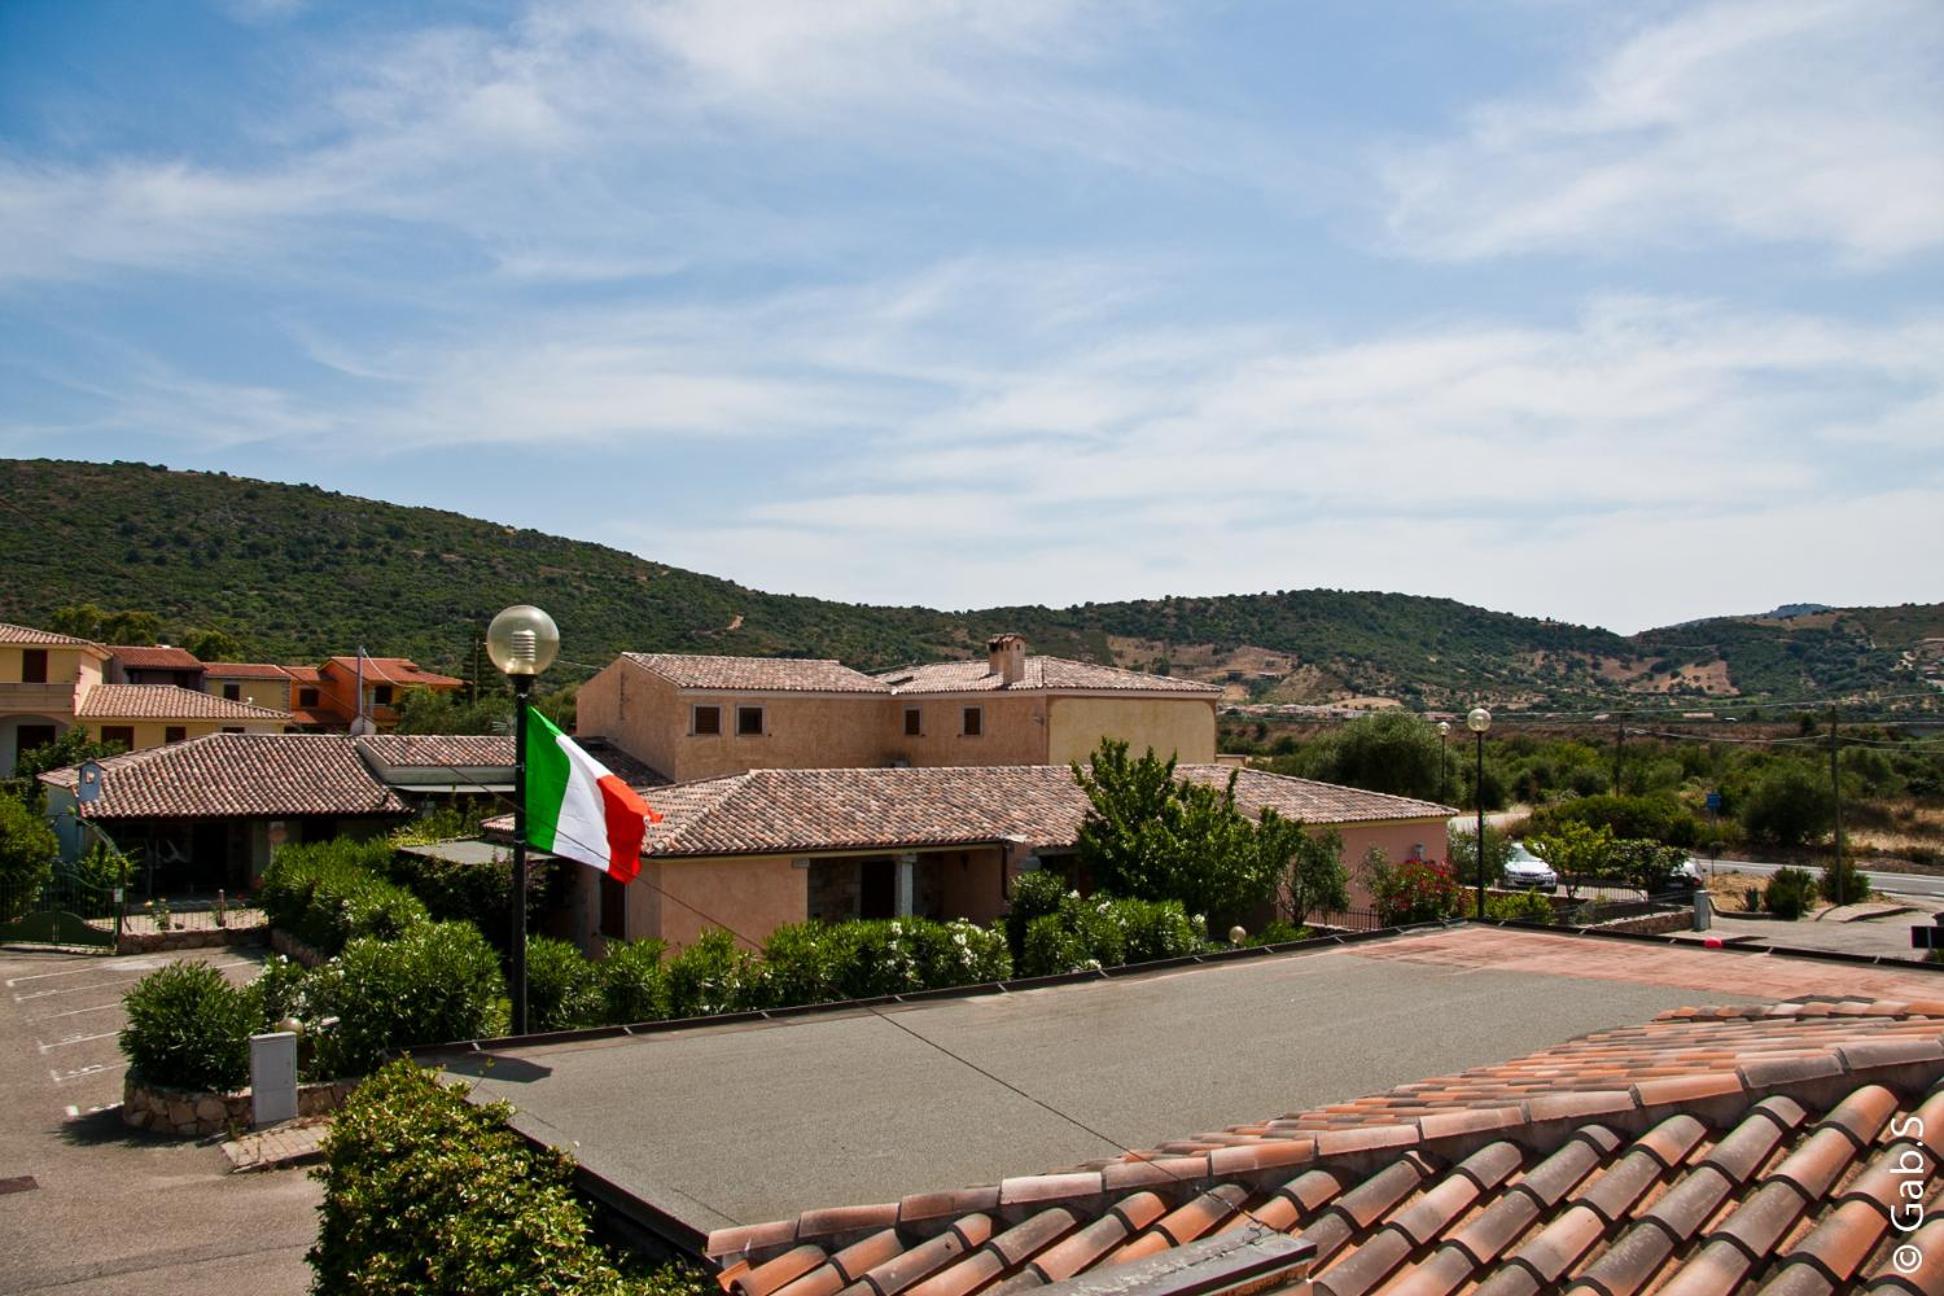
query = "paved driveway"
(0, 945, 320, 1296)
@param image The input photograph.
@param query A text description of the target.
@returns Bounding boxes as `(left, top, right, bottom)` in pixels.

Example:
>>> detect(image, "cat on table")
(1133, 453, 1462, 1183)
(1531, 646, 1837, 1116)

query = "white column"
(895, 853, 916, 917)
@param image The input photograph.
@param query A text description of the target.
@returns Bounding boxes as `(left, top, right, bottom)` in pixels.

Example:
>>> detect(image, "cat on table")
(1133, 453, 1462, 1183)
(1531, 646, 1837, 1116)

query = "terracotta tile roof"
(74, 684, 292, 721)
(354, 735, 513, 768)
(582, 764, 1447, 859)
(38, 733, 409, 819)
(201, 662, 293, 680)
(706, 998, 1944, 1296)
(108, 644, 204, 671)
(877, 656, 1220, 695)
(323, 656, 463, 688)
(624, 653, 890, 694)
(285, 665, 324, 684)
(0, 621, 106, 651)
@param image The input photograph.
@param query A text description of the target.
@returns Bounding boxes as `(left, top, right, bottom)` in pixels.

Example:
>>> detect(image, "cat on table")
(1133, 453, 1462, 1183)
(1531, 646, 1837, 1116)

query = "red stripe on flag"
(596, 774, 655, 883)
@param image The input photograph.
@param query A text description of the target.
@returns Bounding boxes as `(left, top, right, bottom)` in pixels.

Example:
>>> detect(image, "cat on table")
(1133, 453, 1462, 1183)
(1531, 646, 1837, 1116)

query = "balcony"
(0, 682, 77, 715)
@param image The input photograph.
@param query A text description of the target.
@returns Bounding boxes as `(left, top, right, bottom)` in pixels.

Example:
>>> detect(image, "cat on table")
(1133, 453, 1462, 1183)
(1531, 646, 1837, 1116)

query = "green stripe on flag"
(524, 705, 571, 852)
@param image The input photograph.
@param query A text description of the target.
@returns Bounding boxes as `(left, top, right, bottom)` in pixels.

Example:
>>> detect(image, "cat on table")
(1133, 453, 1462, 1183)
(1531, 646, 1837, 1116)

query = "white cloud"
(1380, 0, 1944, 262)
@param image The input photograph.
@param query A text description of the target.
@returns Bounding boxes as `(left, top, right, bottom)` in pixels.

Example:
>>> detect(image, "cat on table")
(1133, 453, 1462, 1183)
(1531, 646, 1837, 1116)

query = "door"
(15, 725, 56, 759)
(859, 858, 895, 919)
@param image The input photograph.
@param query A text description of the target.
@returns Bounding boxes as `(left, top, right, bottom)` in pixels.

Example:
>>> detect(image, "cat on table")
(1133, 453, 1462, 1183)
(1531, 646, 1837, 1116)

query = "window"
(962, 706, 983, 737)
(164, 726, 187, 744)
(222, 683, 241, 701)
(736, 705, 765, 737)
(691, 705, 721, 736)
(21, 649, 47, 684)
(101, 726, 134, 749)
(297, 687, 320, 708)
(600, 874, 627, 940)
(373, 685, 394, 706)
(903, 706, 922, 737)
(221, 726, 245, 734)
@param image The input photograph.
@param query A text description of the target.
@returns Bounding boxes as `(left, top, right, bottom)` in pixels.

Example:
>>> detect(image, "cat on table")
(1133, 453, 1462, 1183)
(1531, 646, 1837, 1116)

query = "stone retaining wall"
(117, 924, 265, 956)
(122, 1074, 358, 1138)
(1591, 909, 1692, 936)
(270, 927, 330, 967)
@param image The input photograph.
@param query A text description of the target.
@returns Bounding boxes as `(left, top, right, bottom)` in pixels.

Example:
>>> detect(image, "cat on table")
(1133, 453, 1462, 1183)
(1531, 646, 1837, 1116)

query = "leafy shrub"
(1017, 892, 1201, 975)
(1485, 890, 1555, 925)
(1022, 911, 1116, 976)
(662, 928, 755, 1018)
(1606, 838, 1691, 895)
(259, 839, 427, 955)
(525, 937, 603, 1032)
(1005, 870, 1069, 962)
(1819, 856, 1866, 908)
(1369, 858, 1466, 925)
(598, 939, 669, 1025)
(1528, 793, 1701, 848)
(381, 846, 560, 954)
(1764, 866, 1818, 920)
(1107, 899, 1204, 963)
(252, 953, 311, 1028)
(1739, 767, 1834, 848)
(310, 1058, 666, 1296)
(119, 961, 256, 1091)
(308, 922, 506, 1077)
(1247, 919, 1314, 946)
(0, 792, 57, 921)
(1447, 825, 1513, 887)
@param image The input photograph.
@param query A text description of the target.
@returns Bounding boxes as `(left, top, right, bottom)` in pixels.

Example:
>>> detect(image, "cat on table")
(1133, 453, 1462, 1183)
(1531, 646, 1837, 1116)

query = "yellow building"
(75, 685, 290, 749)
(201, 663, 296, 713)
(0, 622, 111, 775)
(574, 634, 1219, 783)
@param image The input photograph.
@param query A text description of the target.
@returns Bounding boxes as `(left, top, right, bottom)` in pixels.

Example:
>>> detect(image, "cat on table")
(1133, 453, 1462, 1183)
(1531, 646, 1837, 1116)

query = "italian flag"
(524, 706, 659, 882)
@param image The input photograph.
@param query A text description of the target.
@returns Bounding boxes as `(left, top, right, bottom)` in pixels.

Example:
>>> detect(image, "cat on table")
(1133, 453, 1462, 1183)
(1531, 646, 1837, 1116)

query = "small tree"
(1527, 822, 1614, 900)
(1820, 856, 1865, 909)
(1278, 824, 1347, 928)
(1739, 765, 1833, 848)
(1448, 825, 1513, 888)
(1317, 711, 1444, 801)
(1606, 838, 1690, 896)
(184, 628, 245, 662)
(0, 794, 58, 922)
(12, 728, 126, 784)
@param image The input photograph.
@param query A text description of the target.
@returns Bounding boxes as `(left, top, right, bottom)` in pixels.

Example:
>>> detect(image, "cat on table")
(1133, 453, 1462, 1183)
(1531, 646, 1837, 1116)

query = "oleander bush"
(259, 839, 428, 956)
(310, 1059, 706, 1296)
(597, 939, 669, 1025)
(661, 928, 757, 1019)
(1003, 870, 1069, 963)
(119, 961, 257, 1092)
(525, 936, 604, 1032)
(1764, 866, 1819, 921)
(1017, 893, 1204, 976)
(1485, 890, 1556, 925)
(307, 922, 506, 1078)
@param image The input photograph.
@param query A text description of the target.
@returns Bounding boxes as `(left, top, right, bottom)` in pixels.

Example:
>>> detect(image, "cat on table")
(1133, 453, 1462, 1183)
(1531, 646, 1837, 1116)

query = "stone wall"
(117, 924, 264, 956)
(270, 927, 330, 967)
(122, 1074, 357, 1138)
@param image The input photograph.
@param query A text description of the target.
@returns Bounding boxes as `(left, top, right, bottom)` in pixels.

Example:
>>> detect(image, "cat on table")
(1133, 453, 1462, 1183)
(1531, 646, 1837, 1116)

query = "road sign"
(1705, 790, 1723, 813)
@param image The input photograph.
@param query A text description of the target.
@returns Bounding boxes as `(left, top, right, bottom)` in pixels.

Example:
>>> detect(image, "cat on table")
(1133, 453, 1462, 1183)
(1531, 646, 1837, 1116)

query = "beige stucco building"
(575, 634, 1221, 784)
(0, 623, 111, 775)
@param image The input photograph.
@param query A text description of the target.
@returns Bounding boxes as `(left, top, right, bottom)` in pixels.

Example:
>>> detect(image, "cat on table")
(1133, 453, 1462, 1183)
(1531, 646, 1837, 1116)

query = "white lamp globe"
(486, 605, 560, 677)
(1466, 706, 1492, 734)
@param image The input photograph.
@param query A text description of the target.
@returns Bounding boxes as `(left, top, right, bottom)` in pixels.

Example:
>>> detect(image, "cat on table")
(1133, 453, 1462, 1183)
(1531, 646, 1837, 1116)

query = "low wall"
(117, 924, 264, 956)
(270, 927, 330, 968)
(122, 1074, 357, 1138)
(1587, 909, 1692, 936)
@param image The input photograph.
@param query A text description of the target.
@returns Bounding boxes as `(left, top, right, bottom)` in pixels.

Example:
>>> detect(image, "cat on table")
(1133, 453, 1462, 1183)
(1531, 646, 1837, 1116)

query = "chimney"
(987, 634, 1027, 685)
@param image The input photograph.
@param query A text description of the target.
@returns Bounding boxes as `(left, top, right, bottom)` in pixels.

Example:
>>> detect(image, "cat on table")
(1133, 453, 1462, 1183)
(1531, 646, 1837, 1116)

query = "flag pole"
(511, 674, 533, 1036)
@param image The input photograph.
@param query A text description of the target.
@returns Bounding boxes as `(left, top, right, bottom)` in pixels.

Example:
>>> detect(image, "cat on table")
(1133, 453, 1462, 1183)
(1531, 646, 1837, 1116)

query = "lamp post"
(1437, 720, 1451, 803)
(1467, 707, 1491, 921)
(486, 604, 560, 1037)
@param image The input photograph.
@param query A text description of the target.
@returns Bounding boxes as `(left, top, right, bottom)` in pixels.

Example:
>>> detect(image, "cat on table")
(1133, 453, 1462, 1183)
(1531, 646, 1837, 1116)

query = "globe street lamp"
(1467, 707, 1491, 920)
(486, 604, 560, 1037)
(1437, 720, 1451, 803)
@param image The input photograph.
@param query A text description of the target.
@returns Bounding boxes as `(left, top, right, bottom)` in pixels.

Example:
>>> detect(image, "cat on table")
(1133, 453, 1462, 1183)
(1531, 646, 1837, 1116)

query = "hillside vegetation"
(1, 460, 1936, 710)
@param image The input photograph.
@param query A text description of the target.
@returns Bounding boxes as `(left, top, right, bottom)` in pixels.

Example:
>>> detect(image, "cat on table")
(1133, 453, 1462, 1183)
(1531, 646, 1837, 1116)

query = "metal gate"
(0, 866, 120, 949)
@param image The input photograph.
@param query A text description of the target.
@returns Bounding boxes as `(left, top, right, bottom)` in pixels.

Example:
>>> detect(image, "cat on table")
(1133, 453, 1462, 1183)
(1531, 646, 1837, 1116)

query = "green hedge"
(258, 839, 428, 956)
(119, 961, 259, 1092)
(307, 923, 507, 1077)
(526, 935, 604, 1032)
(310, 1059, 706, 1296)
(1019, 893, 1204, 976)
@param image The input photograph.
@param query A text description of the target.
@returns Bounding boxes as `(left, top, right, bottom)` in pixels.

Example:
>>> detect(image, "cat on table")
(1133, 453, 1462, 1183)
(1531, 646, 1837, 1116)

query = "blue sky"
(1, 0, 1939, 634)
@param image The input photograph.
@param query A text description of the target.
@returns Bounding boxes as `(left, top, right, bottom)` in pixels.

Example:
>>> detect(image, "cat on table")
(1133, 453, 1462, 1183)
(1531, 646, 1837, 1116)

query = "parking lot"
(0, 945, 320, 1296)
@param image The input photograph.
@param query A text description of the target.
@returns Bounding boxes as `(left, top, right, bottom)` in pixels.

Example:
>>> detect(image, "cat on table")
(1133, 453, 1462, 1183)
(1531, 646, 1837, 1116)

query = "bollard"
(1692, 890, 1712, 933)
(250, 1031, 299, 1127)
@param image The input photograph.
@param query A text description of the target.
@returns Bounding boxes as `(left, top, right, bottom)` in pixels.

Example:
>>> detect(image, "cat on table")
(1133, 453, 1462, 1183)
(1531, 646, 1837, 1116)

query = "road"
(1699, 858, 1944, 901)
(0, 946, 319, 1296)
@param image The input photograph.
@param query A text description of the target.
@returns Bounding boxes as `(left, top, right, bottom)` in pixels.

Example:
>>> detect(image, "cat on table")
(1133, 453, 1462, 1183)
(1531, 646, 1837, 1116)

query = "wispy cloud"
(1378, 0, 1944, 263)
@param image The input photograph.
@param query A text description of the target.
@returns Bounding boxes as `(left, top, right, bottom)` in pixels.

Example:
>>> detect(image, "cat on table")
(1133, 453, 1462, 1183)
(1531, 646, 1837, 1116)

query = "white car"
(1502, 843, 1558, 891)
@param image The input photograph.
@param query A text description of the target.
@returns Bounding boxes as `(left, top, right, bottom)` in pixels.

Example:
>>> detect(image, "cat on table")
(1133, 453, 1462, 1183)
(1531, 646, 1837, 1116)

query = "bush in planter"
(598, 939, 668, 1024)
(308, 922, 505, 1077)
(1004, 870, 1069, 962)
(310, 1058, 669, 1296)
(1021, 895, 1127, 976)
(903, 918, 1011, 988)
(1106, 898, 1203, 964)
(120, 961, 255, 1092)
(1764, 867, 1818, 920)
(525, 936, 603, 1032)
(1485, 890, 1555, 925)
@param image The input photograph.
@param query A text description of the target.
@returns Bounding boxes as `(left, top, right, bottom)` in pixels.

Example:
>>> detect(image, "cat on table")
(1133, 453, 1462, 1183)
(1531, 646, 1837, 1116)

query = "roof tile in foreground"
(617, 764, 1451, 859)
(39, 733, 409, 819)
(707, 998, 1944, 1296)
(74, 683, 291, 721)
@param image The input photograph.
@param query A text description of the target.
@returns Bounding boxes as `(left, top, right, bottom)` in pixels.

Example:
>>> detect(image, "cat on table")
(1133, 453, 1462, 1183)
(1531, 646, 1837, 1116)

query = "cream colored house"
(574, 635, 1220, 784)
(0, 622, 111, 775)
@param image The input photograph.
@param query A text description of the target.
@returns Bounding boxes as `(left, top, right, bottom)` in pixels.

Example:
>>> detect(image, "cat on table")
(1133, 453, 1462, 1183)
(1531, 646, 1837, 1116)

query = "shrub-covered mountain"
(1, 460, 1936, 709)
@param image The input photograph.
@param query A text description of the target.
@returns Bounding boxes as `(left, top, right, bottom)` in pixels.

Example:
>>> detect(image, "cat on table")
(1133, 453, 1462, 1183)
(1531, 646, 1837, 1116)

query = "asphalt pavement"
(0, 945, 320, 1296)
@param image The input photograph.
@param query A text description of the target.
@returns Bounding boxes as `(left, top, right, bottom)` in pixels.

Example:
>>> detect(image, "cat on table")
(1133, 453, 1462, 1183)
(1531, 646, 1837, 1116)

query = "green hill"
(0, 459, 1935, 710)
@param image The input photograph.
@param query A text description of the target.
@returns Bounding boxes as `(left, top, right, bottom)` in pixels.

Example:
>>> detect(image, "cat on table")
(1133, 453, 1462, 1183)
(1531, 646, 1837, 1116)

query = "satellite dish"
(77, 760, 105, 805)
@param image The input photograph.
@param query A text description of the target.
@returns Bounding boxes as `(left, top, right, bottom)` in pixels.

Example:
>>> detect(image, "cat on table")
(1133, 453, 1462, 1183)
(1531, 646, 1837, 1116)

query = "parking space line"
(25, 1001, 124, 1023)
(13, 960, 255, 1001)
(39, 1030, 119, 1052)
(6, 959, 159, 988)
(50, 1060, 127, 1085)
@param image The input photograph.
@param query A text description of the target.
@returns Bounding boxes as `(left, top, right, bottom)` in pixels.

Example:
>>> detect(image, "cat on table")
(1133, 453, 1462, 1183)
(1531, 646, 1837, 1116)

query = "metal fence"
(1310, 907, 1388, 933)
(0, 865, 120, 949)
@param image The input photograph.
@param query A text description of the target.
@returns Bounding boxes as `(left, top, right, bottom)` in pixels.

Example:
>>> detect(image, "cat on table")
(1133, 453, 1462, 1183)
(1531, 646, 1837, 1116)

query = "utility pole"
(1829, 708, 1845, 907)
(1612, 714, 1626, 794)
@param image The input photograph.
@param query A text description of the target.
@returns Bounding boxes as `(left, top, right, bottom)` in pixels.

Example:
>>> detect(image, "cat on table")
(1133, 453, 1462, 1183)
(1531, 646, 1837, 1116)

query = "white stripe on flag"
(548, 733, 613, 874)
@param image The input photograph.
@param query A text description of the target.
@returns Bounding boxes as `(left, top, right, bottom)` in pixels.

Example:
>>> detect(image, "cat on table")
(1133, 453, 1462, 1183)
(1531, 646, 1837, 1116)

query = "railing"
(1309, 907, 1388, 933)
